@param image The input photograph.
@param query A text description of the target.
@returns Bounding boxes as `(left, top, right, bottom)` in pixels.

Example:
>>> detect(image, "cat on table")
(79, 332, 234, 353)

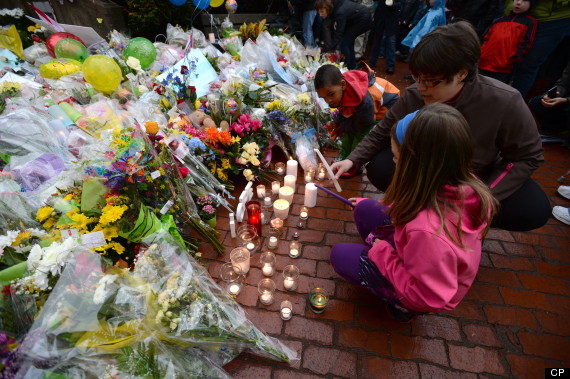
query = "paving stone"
(419, 363, 478, 379)
(534, 311, 570, 335)
(448, 345, 506, 376)
(337, 324, 390, 355)
(489, 254, 535, 271)
(273, 369, 323, 379)
(483, 304, 539, 330)
(305, 299, 355, 322)
(284, 316, 334, 344)
(390, 334, 448, 366)
(462, 323, 502, 347)
(518, 273, 570, 296)
(517, 332, 570, 361)
(475, 267, 521, 287)
(411, 315, 462, 341)
(506, 354, 561, 379)
(361, 356, 419, 379)
(302, 345, 357, 377)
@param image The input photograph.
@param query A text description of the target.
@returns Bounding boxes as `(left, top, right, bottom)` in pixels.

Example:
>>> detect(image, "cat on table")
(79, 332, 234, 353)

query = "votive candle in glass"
(271, 180, 281, 195)
(275, 162, 286, 175)
(304, 168, 315, 183)
(299, 206, 309, 220)
(279, 186, 294, 204)
(273, 199, 290, 220)
(267, 227, 281, 250)
(256, 184, 266, 199)
(289, 240, 301, 259)
(282, 264, 299, 291)
(246, 200, 262, 237)
(219, 262, 244, 296)
(309, 287, 329, 313)
(260, 251, 276, 276)
(230, 247, 251, 274)
(270, 218, 284, 230)
(237, 224, 260, 254)
(280, 300, 293, 320)
(258, 278, 276, 305)
(317, 163, 327, 181)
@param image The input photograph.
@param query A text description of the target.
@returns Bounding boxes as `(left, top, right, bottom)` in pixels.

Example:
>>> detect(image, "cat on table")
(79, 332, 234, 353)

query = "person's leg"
(511, 19, 570, 97)
(492, 178, 551, 231)
(353, 198, 391, 240)
(340, 36, 357, 69)
(385, 33, 397, 73)
(330, 243, 368, 286)
(302, 10, 317, 47)
(364, 147, 395, 191)
(339, 133, 354, 160)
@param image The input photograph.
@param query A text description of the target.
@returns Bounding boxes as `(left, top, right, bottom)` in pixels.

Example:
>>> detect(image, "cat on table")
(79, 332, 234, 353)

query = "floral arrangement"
(195, 194, 217, 224)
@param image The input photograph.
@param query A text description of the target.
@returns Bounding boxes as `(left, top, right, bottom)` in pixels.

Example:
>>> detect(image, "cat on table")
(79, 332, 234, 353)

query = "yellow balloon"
(39, 58, 82, 79)
(211, 0, 224, 6)
(82, 55, 123, 93)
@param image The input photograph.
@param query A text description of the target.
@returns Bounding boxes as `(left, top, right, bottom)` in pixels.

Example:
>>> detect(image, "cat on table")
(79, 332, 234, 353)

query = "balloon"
(46, 32, 86, 58)
(82, 55, 122, 93)
(123, 37, 157, 69)
(225, 0, 237, 13)
(54, 38, 90, 62)
(169, 0, 187, 5)
(39, 58, 82, 79)
(193, 0, 210, 9)
(211, 0, 224, 6)
(225, 98, 238, 115)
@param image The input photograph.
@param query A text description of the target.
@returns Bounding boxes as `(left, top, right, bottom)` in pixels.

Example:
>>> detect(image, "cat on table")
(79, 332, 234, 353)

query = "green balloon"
(54, 38, 90, 63)
(123, 37, 157, 69)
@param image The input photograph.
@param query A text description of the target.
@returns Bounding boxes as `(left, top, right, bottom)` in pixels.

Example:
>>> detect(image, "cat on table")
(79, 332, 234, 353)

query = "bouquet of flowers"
(195, 194, 218, 226)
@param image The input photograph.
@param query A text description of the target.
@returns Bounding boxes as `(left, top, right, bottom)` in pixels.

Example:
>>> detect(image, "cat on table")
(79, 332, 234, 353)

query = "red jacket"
(479, 13, 537, 73)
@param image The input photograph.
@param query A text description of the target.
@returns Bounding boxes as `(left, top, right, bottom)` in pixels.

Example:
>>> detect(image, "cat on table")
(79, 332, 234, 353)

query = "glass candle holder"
(259, 251, 276, 276)
(309, 287, 329, 313)
(317, 163, 327, 181)
(280, 300, 293, 320)
(304, 168, 315, 183)
(230, 247, 250, 275)
(267, 227, 282, 250)
(236, 224, 260, 254)
(275, 162, 286, 175)
(270, 217, 284, 230)
(289, 240, 301, 259)
(258, 278, 276, 305)
(299, 206, 309, 220)
(256, 184, 266, 199)
(282, 264, 299, 291)
(273, 199, 290, 220)
(219, 262, 244, 296)
(271, 181, 281, 195)
(246, 200, 262, 237)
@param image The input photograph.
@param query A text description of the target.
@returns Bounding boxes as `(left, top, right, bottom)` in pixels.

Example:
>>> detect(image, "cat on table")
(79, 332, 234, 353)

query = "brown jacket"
(347, 74, 544, 201)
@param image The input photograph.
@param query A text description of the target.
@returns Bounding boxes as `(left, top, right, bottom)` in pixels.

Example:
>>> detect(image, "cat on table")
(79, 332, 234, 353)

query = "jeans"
(340, 36, 358, 69)
(511, 18, 570, 97)
(302, 10, 317, 47)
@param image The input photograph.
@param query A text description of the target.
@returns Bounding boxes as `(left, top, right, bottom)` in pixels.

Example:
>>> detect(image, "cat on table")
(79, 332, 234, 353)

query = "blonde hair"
(384, 103, 497, 247)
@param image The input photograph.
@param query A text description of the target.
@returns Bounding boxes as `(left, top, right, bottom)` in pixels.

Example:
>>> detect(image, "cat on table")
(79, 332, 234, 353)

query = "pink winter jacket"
(368, 185, 486, 313)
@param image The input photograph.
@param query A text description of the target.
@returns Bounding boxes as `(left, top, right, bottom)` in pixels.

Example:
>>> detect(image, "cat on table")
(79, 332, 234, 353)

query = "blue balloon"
(192, 0, 210, 9)
(169, 0, 187, 5)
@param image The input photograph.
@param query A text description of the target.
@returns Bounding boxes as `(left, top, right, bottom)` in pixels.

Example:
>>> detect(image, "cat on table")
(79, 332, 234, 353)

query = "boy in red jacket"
(478, 0, 537, 84)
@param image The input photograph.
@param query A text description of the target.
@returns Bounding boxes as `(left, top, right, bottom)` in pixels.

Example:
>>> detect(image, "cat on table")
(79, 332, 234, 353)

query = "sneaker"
(558, 185, 570, 200)
(552, 206, 570, 226)
(385, 304, 417, 323)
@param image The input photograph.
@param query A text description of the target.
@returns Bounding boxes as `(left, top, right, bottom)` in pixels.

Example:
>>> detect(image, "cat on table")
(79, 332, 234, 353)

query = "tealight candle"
(268, 236, 278, 249)
(304, 168, 315, 183)
(279, 186, 294, 204)
(286, 159, 298, 177)
(256, 184, 266, 199)
(289, 240, 300, 259)
(317, 163, 326, 180)
(284, 278, 295, 289)
(275, 162, 286, 175)
(246, 242, 255, 251)
(271, 181, 281, 195)
(273, 199, 290, 220)
(280, 300, 293, 320)
(284, 174, 296, 191)
(219, 262, 243, 297)
(260, 292, 273, 304)
(282, 264, 299, 291)
(228, 283, 241, 295)
(258, 278, 276, 305)
(262, 263, 275, 276)
(299, 206, 309, 220)
(259, 251, 276, 276)
(270, 218, 284, 230)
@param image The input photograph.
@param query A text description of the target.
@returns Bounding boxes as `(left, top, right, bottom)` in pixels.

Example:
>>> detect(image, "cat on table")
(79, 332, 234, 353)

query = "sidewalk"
(201, 60, 570, 378)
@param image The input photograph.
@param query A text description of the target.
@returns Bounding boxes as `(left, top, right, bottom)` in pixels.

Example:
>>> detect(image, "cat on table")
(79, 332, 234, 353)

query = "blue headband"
(396, 110, 420, 145)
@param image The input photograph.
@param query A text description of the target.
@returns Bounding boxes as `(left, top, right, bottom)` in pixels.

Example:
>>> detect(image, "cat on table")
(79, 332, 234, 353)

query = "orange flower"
(144, 121, 159, 135)
(219, 131, 232, 145)
(205, 127, 220, 143)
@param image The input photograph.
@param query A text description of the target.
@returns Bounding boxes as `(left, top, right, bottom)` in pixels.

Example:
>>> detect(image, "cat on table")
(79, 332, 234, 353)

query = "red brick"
(480, 252, 493, 268)
(411, 315, 462, 341)
(464, 283, 504, 304)
(510, 231, 555, 248)
(274, 258, 317, 278)
(518, 331, 570, 361)
(301, 245, 330, 260)
(290, 203, 327, 219)
(296, 229, 325, 244)
(243, 307, 283, 334)
(302, 345, 357, 377)
(448, 345, 506, 376)
(316, 260, 341, 279)
(499, 287, 553, 310)
(326, 208, 355, 222)
(486, 228, 515, 242)
(462, 323, 502, 347)
(483, 305, 538, 329)
(235, 284, 262, 307)
(337, 324, 390, 355)
(527, 224, 569, 237)
(475, 267, 521, 287)
(552, 236, 570, 251)
(489, 254, 535, 271)
(284, 316, 334, 344)
(260, 292, 307, 317)
(540, 246, 570, 263)
(482, 239, 505, 255)
(391, 334, 448, 366)
(296, 276, 336, 295)
(448, 300, 485, 321)
(518, 273, 570, 296)
(325, 233, 365, 246)
(547, 294, 570, 314)
(501, 242, 538, 257)
(273, 369, 322, 379)
(534, 311, 570, 336)
(535, 261, 570, 279)
(419, 364, 478, 379)
(335, 281, 376, 303)
(223, 359, 273, 379)
(506, 354, 561, 379)
(307, 217, 344, 232)
(361, 356, 419, 379)
(358, 304, 412, 333)
(344, 221, 359, 235)
(305, 299, 355, 322)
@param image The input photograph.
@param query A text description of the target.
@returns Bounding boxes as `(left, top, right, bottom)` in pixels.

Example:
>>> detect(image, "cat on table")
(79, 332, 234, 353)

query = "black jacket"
(326, 0, 372, 50)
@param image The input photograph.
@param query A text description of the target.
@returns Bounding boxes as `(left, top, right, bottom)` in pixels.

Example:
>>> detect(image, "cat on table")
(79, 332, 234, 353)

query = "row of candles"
(220, 159, 330, 319)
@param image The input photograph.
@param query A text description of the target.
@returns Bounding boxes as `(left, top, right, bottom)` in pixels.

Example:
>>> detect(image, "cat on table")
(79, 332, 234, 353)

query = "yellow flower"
(70, 212, 95, 231)
(12, 231, 32, 247)
(195, 99, 201, 110)
(267, 100, 282, 111)
(231, 136, 241, 144)
(99, 204, 128, 225)
(36, 206, 54, 222)
(160, 98, 171, 109)
(216, 168, 227, 182)
(27, 26, 35, 32)
(221, 158, 231, 169)
(102, 226, 119, 240)
(43, 218, 57, 230)
(297, 93, 310, 104)
(256, 80, 265, 87)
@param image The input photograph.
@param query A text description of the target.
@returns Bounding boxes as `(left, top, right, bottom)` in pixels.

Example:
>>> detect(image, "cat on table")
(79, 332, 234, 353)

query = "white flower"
(0, 230, 19, 248)
(169, 322, 177, 330)
(155, 310, 164, 323)
(237, 157, 247, 165)
(250, 157, 260, 166)
(243, 169, 254, 181)
(126, 56, 142, 71)
(137, 84, 149, 94)
(27, 244, 43, 271)
(93, 284, 107, 305)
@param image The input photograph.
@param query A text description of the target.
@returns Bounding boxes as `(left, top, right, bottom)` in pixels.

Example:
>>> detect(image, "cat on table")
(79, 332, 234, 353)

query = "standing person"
(401, 0, 446, 51)
(354, 0, 375, 61)
(292, 0, 318, 47)
(330, 104, 497, 322)
(508, 0, 570, 97)
(331, 21, 551, 232)
(396, 0, 428, 61)
(478, 0, 538, 84)
(368, 0, 402, 75)
(315, 0, 373, 69)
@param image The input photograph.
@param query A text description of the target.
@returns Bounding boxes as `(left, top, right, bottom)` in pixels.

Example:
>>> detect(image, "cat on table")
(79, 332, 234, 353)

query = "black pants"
(365, 148, 552, 232)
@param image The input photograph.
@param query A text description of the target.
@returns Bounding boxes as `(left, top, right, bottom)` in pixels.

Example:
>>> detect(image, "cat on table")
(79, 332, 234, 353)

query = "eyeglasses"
(412, 75, 446, 88)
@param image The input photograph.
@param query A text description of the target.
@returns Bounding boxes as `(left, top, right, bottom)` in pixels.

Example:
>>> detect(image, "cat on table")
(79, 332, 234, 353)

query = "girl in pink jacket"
(330, 103, 497, 322)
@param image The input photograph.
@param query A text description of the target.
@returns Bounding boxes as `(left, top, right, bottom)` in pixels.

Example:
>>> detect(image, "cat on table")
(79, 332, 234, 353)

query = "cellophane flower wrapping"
(15, 231, 297, 378)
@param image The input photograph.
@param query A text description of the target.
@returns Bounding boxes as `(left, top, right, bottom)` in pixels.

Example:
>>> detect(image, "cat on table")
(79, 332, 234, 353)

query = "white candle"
(272, 181, 281, 194)
(281, 307, 292, 319)
(305, 174, 312, 183)
(246, 242, 255, 252)
(262, 263, 274, 276)
(304, 182, 317, 207)
(318, 171, 326, 180)
(287, 159, 298, 177)
(300, 211, 308, 219)
(268, 236, 278, 249)
(228, 284, 240, 295)
(276, 166, 285, 175)
(284, 175, 296, 191)
(273, 199, 290, 220)
(284, 277, 295, 290)
(260, 292, 273, 304)
(279, 186, 294, 204)
(289, 248, 299, 258)
(208, 33, 215, 43)
(256, 185, 265, 199)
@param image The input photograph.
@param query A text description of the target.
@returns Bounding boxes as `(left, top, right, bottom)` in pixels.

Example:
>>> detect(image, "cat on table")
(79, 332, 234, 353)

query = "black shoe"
(386, 68, 395, 75)
(386, 304, 416, 323)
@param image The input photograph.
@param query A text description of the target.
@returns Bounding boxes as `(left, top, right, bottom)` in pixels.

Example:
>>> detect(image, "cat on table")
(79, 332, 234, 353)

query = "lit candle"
(256, 184, 266, 199)
(281, 307, 292, 319)
(228, 283, 241, 295)
(273, 199, 290, 220)
(260, 292, 273, 304)
(268, 236, 278, 249)
(318, 169, 326, 180)
(286, 159, 298, 177)
(289, 248, 299, 258)
(304, 182, 317, 208)
(271, 181, 281, 194)
(284, 175, 296, 191)
(275, 162, 285, 175)
(299, 206, 309, 220)
(284, 277, 295, 290)
(279, 186, 294, 204)
(305, 174, 313, 183)
(262, 263, 274, 276)
(230, 247, 250, 274)
(246, 242, 255, 251)
(270, 218, 284, 229)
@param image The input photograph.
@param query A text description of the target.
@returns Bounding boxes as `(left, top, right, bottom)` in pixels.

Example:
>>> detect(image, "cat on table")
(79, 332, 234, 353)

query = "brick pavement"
(200, 63, 570, 378)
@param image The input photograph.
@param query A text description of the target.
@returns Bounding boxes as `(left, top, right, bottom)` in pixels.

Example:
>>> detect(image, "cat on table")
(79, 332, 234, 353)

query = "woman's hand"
(541, 94, 568, 108)
(348, 197, 359, 207)
(331, 159, 354, 179)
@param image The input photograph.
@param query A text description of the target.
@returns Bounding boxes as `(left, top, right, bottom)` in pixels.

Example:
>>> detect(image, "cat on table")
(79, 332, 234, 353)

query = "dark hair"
(384, 103, 497, 247)
(409, 21, 480, 83)
(315, 0, 333, 12)
(314, 64, 343, 89)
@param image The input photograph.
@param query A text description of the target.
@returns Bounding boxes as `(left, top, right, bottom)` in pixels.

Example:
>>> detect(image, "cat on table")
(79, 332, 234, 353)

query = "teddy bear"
(188, 109, 230, 131)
